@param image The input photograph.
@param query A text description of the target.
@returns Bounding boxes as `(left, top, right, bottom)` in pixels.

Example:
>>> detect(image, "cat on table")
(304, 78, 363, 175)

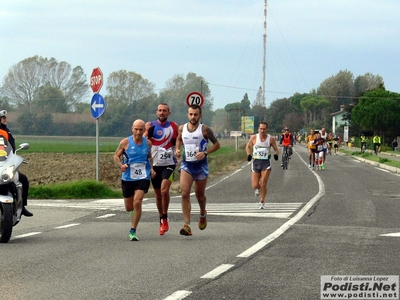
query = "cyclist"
(279, 127, 293, 166)
(360, 133, 367, 152)
(372, 134, 381, 154)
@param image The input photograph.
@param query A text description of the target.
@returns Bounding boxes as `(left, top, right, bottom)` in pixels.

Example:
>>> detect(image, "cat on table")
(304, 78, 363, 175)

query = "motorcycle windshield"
(0, 135, 13, 161)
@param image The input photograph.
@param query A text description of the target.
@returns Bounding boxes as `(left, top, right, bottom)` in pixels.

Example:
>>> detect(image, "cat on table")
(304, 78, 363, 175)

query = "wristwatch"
(204, 151, 208, 156)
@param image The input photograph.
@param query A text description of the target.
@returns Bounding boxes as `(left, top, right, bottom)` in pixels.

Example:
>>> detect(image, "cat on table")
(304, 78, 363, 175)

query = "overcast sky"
(1, 0, 399, 110)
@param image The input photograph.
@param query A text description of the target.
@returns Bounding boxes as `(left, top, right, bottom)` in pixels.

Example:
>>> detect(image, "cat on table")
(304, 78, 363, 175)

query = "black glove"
(247, 154, 252, 162)
(273, 154, 278, 161)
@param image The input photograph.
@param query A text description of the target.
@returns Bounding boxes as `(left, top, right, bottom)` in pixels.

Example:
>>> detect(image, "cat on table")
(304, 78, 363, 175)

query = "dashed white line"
(13, 232, 42, 239)
(200, 264, 235, 279)
(12, 223, 82, 241)
(96, 214, 116, 219)
(163, 290, 192, 300)
(380, 232, 400, 237)
(54, 223, 81, 229)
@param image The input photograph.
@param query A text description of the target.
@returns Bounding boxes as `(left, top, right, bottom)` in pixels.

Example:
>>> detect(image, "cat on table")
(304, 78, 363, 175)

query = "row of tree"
(1, 55, 399, 142)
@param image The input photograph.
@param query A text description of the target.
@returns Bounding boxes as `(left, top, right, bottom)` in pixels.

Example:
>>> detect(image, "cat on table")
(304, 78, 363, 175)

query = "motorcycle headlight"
(1, 165, 15, 183)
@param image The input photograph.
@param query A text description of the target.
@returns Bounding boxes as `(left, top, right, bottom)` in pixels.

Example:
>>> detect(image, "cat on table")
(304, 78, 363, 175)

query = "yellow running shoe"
(180, 224, 192, 236)
(198, 212, 207, 230)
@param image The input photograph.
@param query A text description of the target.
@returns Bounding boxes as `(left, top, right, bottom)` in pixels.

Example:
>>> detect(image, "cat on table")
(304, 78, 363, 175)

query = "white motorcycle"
(0, 136, 29, 243)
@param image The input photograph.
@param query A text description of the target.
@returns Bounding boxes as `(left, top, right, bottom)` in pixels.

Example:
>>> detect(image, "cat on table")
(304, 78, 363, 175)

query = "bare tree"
(2, 55, 89, 111)
(3, 56, 45, 109)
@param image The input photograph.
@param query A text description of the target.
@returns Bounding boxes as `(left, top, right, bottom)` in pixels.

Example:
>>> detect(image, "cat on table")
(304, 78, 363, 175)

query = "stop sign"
(90, 67, 103, 93)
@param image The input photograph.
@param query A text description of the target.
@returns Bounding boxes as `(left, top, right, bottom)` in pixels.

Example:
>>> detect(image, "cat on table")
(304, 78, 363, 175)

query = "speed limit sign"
(186, 91, 204, 107)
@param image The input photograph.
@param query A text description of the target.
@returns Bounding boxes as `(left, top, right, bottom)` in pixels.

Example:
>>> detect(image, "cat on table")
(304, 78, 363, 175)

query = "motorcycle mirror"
(17, 143, 30, 150)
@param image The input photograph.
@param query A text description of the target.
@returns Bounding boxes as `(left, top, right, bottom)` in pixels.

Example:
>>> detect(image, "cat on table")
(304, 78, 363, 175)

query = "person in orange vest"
(279, 127, 293, 166)
(0, 110, 33, 217)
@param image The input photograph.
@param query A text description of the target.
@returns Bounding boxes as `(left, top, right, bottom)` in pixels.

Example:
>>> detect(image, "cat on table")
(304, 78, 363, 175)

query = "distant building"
(330, 105, 346, 134)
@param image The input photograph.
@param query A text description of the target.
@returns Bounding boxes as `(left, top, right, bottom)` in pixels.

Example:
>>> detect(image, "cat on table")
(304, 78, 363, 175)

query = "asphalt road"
(1, 145, 400, 300)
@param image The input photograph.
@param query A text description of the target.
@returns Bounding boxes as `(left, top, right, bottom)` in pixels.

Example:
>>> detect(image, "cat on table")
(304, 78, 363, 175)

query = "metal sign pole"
(96, 118, 99, 181)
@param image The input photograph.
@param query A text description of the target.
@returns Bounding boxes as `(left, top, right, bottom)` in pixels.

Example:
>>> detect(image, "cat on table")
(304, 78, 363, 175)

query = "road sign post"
(91, 93, 106, 182)
(90, 67, 105, 181)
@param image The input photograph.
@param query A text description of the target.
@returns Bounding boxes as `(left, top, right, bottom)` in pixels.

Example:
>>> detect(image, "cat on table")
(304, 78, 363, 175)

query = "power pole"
(262, 0, 267, 107)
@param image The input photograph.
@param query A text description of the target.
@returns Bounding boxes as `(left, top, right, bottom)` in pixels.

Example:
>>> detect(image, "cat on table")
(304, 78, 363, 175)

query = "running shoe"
(198, 212, 207, 230)
(129, 230, 139, 241)
(255, 188, 260, 197)
(161, 218, 169, 232)
(179, 224, 192, 236)
(321, 163, 325, 170)
(308, 164, 311, 168)
(159, 223, 165, 235)
(259, 202, 265, 210)
(129, 210, 134, 217)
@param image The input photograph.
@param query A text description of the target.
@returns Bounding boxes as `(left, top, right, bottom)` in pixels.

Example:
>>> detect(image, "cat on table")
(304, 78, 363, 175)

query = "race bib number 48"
(129, 163, 147, 179)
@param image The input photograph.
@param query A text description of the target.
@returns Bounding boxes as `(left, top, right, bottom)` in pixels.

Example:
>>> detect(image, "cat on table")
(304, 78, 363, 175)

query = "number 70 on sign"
(186, 91, 204, 107)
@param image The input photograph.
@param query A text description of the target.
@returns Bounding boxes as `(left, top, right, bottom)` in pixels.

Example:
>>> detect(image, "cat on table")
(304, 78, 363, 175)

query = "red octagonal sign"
(90, 67, 103, 93)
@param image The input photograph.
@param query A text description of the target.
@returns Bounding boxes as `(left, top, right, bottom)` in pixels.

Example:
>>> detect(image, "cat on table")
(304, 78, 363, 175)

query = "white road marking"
(96, 214, 116, 219)
(31, 200, 303, 219)
(54, 223, 80, 229)
(143, 202, 302, 219)
(200, 264, 235, 279)
(163, 290, 192, 300)
(12, 232, 42, 239)
(380, 232, 400, 237)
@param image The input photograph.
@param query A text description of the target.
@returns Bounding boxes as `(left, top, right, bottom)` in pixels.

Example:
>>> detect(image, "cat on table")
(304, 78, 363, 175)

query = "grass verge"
(29, 180, 122, 199)
(341, 149, 400, 169)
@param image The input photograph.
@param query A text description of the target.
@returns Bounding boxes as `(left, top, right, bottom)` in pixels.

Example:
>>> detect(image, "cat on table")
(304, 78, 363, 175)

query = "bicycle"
(281, 146, 290, 170)
(361, 142, 366, 154)
(374, 144, 380, 156)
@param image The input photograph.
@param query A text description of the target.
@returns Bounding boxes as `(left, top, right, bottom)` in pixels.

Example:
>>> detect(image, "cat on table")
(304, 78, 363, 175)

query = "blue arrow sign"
(91, 93, 106, 119)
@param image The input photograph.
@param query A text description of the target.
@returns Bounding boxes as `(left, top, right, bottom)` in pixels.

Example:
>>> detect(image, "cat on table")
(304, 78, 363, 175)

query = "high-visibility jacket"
(373, 136, 381, 143)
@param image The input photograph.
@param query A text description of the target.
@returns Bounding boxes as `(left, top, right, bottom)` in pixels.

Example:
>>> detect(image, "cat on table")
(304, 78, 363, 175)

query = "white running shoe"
(255, 188, 260, 197)
(259, 202, 265, 210)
